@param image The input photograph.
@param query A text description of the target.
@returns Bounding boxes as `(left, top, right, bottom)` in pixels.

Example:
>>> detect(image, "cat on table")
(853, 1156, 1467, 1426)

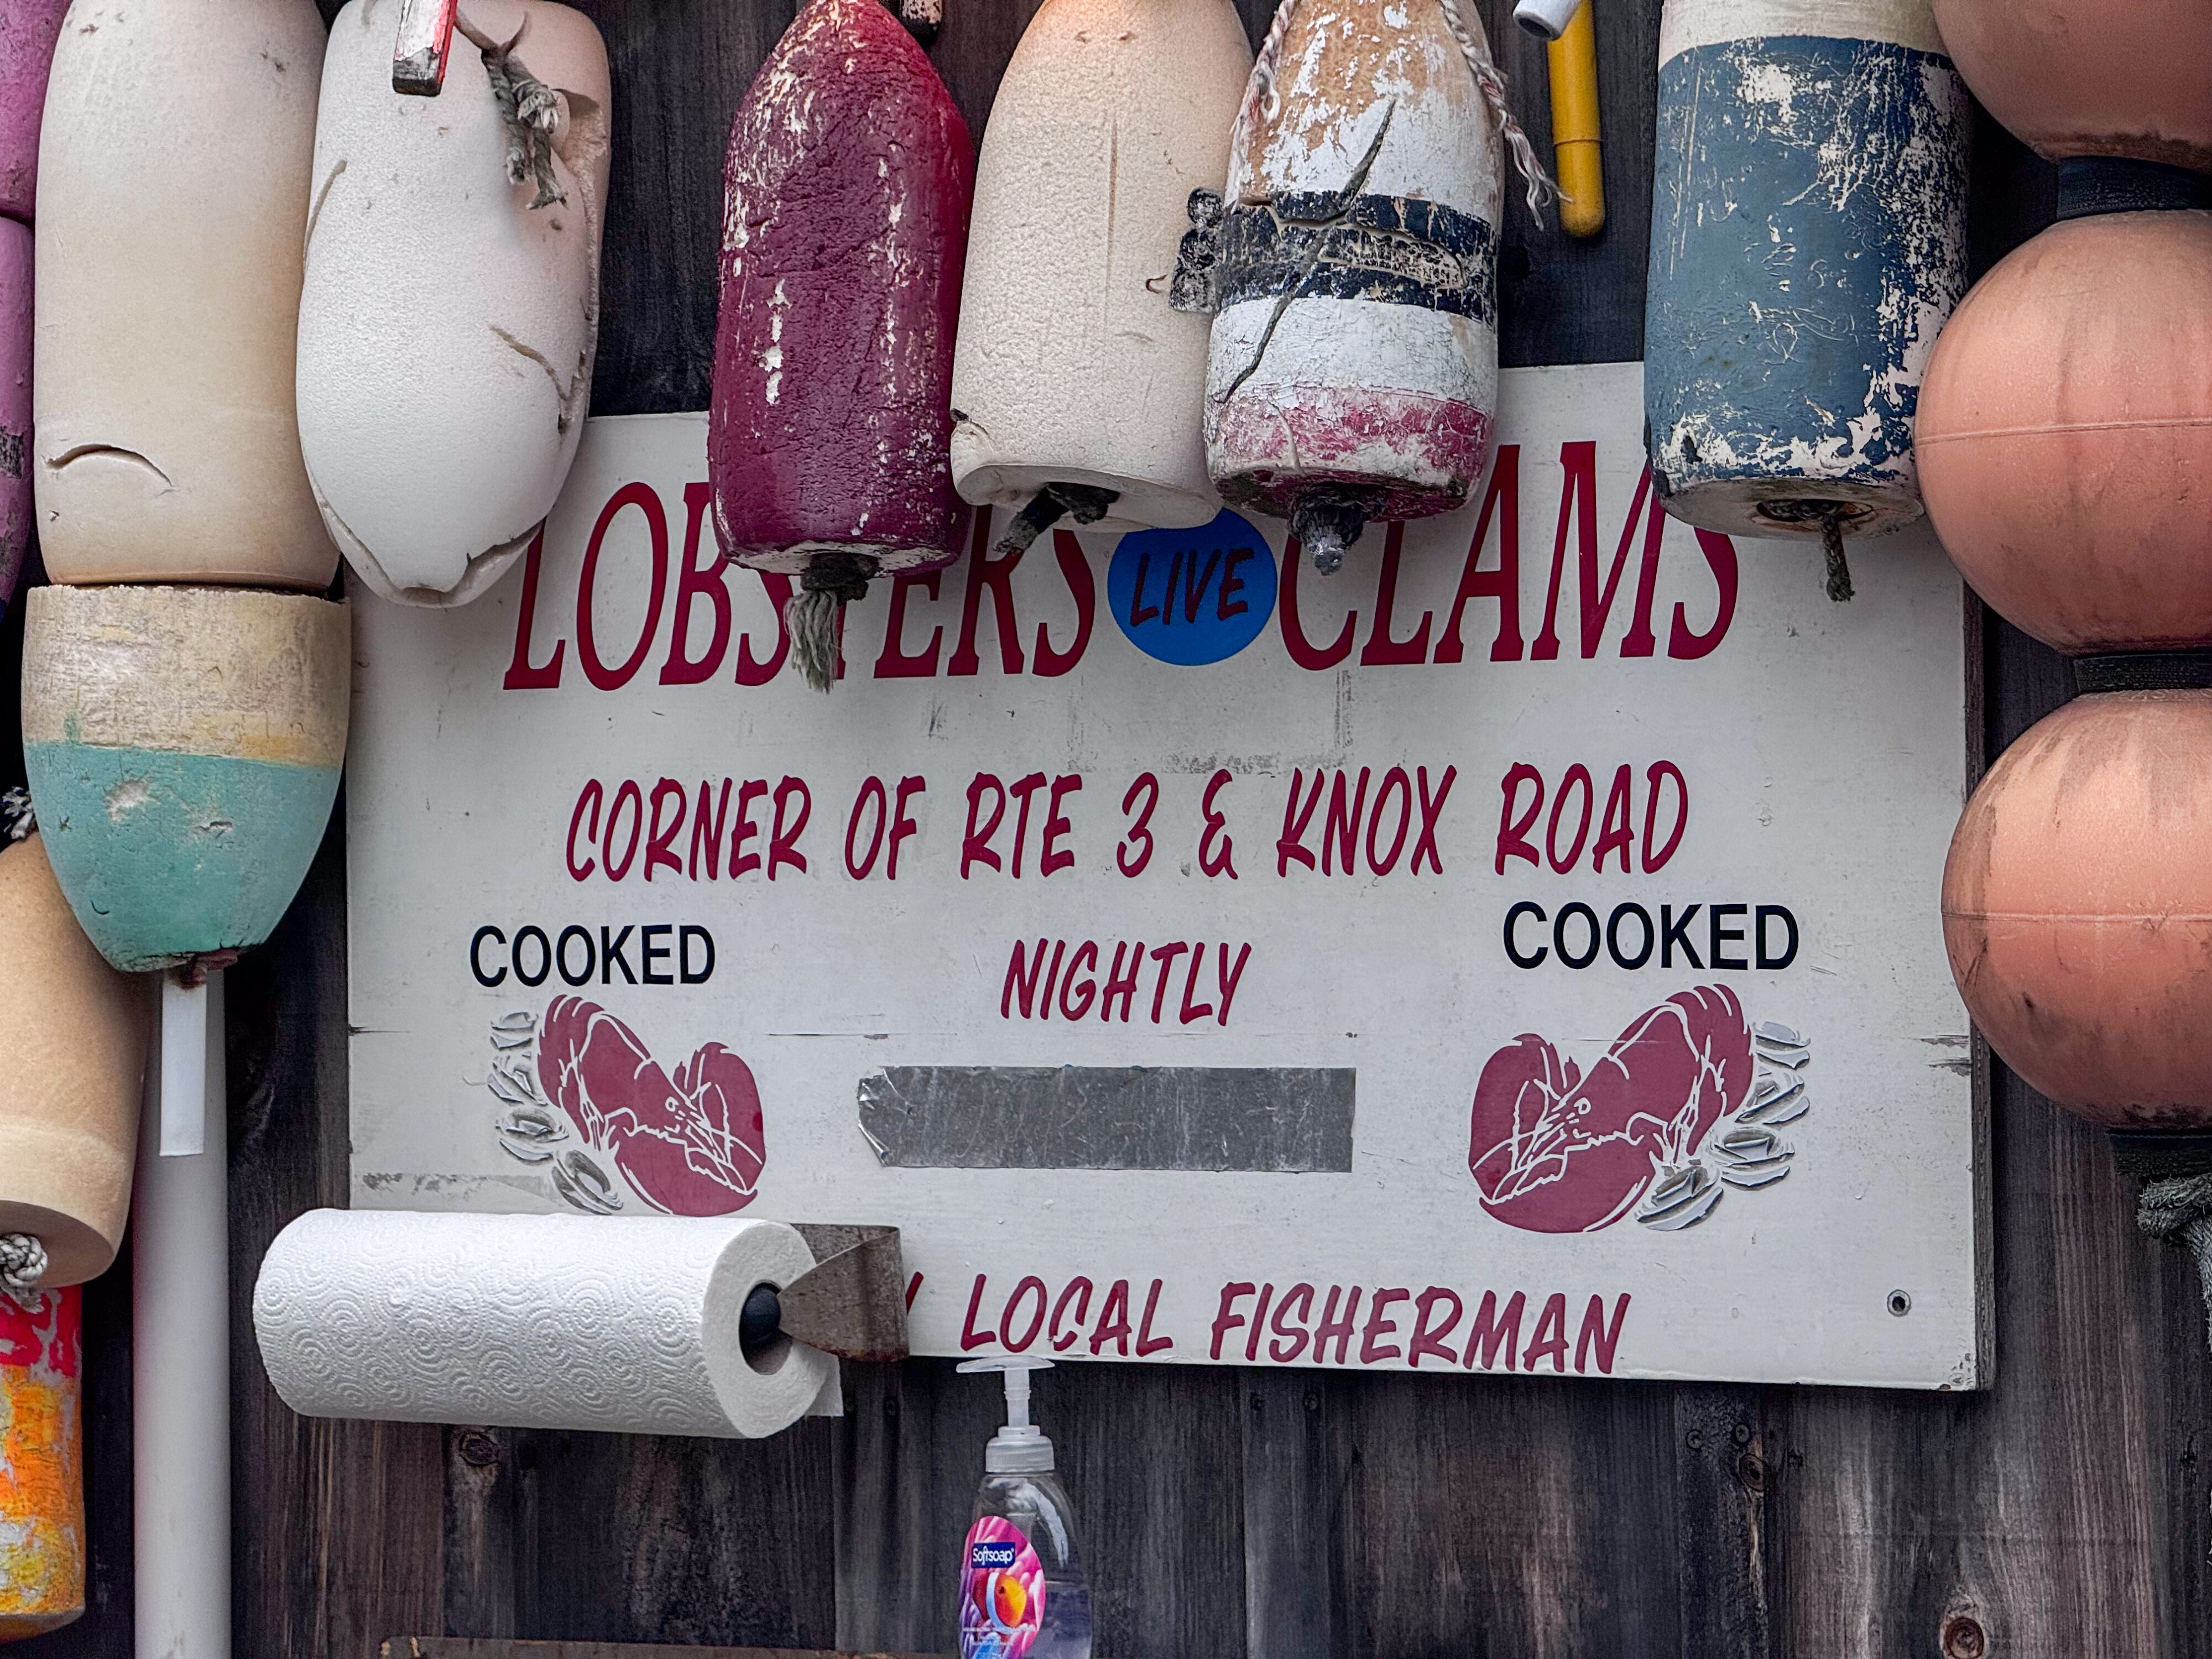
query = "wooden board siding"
(20, 4, 2205, 1658)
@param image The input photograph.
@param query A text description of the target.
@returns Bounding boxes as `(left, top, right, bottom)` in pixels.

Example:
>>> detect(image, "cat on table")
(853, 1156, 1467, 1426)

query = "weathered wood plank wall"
(14, 1, 2205, 1656)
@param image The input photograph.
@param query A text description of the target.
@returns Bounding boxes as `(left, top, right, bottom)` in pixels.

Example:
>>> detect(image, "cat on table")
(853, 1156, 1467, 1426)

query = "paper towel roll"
(252, 1209, 833, 1439)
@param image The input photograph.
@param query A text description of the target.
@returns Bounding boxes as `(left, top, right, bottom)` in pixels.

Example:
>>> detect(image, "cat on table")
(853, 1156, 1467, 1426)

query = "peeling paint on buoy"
(1203, 0, 1506, 574)
(1643, 0, 1971, 552)
(710, 0, 972, 584)
(299, 0, 612, 608)
(0, 1284, 81, 1642)
(22, 585, 349, 974)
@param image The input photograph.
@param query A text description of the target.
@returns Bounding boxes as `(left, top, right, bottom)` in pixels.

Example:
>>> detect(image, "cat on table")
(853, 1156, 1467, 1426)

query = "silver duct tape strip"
(857, 1066, 1357, 1172)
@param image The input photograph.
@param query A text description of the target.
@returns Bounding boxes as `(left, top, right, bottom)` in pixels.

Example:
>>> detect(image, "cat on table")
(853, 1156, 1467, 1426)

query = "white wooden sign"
(348, 361, 1985, 1390)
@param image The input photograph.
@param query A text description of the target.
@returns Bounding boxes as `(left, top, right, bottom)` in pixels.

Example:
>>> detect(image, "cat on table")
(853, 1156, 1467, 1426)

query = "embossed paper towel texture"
(252, 1209, 833, 1437)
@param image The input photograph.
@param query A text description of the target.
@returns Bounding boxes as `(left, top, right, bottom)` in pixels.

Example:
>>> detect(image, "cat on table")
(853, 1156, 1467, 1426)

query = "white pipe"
(159, 974, 208, 1157)
(135, 968, 230, 1659)
(1513, 0, 1586, 38)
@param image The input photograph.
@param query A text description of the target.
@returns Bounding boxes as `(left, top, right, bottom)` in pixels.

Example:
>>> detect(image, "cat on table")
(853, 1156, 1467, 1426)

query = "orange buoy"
(1942, 690, 2212, 1125)
(1918, 205, 2212, 653)
(0, 1285, 82, 1640)
(1927, 0, 2212, 171)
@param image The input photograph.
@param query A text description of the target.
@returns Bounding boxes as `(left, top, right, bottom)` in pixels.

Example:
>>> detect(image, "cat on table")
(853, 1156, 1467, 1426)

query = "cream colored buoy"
(1201, 0, 1510, 575)
(33, 0, 336, 588)
(22, 585, 349, 975)
(0, 830, 147, 1290)
(299, 0, 611, 607)
(949, 0, 1249, 549)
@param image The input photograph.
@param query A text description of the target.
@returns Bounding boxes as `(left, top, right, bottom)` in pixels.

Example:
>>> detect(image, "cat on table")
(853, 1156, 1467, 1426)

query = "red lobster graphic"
(534, 997, 767, 1217)
(1468, 987, 1760, 1234)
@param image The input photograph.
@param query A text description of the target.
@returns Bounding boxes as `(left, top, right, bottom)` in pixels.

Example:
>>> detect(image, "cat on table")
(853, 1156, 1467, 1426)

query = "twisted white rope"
(0, 1233, 47, 1300)
(1436, 0, 1558, 221)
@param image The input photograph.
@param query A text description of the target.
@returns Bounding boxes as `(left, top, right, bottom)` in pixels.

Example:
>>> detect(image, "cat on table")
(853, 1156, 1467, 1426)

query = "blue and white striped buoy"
(1644, 0, 1970, 596)
(21, 585, 349, 974)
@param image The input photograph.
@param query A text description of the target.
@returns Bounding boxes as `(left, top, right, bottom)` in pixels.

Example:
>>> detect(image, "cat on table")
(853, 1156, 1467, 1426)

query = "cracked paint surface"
(0, 1287, 82, 1640)
(710, 0, 972, 577)
(1645, 33, 1969, 536)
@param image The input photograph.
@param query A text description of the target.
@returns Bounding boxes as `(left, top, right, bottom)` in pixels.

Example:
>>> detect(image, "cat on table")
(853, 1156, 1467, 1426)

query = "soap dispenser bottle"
(956, 1357, 1092, 1659)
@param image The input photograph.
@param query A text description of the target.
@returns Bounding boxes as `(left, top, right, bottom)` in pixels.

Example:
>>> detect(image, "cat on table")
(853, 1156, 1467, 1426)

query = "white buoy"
(948, 0, 1249, 542)
(1202, 0, 1510, 574)
(298, 0, 612, 607)
(134, 969, 229, 1659)
(34, 0, 336, 588)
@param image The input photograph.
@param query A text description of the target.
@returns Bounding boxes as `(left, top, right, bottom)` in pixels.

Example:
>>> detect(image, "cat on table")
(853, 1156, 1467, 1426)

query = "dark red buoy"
(709, 0, 974, 691)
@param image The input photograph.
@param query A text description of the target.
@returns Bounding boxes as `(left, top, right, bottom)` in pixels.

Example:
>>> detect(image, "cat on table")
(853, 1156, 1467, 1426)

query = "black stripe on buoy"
(2056, 157, 2212, 221)
(2071, 650, 2212, 693)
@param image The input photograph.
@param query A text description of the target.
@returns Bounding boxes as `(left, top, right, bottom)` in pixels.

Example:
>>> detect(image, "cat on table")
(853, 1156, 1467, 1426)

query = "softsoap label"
(960, 1516, 1044, 1659)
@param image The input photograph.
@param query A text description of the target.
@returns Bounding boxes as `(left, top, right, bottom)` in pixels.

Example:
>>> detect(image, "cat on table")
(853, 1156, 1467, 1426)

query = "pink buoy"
(0, 0, 69, 221)
(0, 216, 27, 615)
(709, 0, 974, 690)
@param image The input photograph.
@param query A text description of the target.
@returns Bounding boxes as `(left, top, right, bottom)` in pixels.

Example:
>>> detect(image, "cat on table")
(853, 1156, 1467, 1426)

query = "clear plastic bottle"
(956, 1358, 1093, 1659)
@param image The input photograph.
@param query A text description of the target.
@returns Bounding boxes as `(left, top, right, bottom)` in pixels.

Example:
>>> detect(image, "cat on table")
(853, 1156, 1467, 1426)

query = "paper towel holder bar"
(752, 1223, 909, 1364)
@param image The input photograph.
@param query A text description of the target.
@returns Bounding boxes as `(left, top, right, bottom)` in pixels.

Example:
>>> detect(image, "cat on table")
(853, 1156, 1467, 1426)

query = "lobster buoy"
(33, 0, 336, 588)
(21, 585, 349, 975)
(0, 1285, 81, 1640)
(1198, 0, 1514, 576)
(1943, 690, 2212, 1124)
(1644, 0, 1971, 599)
(1919, 205, 2212, 653)
(298, 0, 611, 608)
(0, 828, 148, 1290)
(0, 220, 28, 616)
(1928, 0, 2212, 171)
(950, 0, 1249, 551)
(710, 0, 972, 691)
(0, 0, 67, 222)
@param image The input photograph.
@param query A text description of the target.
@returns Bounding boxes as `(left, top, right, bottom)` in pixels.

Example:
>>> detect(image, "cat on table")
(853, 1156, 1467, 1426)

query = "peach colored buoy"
(0, 830, 149, 1290)
(1917, 208, 2212, 654)
(1942, 690, 2212, 1125)
(1927, 0, 2212, 171)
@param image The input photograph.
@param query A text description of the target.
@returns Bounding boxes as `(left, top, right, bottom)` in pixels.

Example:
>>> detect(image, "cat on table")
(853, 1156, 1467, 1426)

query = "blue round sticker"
(1107, 510, 1278, 666)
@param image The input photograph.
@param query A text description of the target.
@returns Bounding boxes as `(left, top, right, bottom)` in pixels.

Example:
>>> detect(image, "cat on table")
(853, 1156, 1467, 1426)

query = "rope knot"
(0, 1233, 48, 1300)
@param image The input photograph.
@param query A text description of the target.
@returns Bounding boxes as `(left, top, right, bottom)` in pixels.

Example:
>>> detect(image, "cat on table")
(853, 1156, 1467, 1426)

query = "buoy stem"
(136, 968, 229, 1659)
(992, 483, 1119, 561)
(159, 973, 208, 1160)
(1290, 486, 1378, 577)
(785, 551, 879, 695)
(1821, 510, 1854, 604)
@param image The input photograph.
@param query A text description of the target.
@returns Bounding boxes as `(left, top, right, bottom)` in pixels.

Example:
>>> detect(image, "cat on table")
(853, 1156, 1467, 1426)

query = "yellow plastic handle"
(1547, 1, 1604, 238)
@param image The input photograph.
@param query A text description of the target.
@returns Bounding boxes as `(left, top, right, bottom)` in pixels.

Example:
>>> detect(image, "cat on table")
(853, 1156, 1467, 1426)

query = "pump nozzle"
(958, 1357, 1057, 1473)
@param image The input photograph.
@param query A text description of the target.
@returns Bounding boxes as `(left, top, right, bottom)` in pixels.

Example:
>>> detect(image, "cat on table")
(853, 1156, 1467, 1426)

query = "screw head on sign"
(1940, 1614, 1987, 1658)
(1888, 1290, 1913, 1317)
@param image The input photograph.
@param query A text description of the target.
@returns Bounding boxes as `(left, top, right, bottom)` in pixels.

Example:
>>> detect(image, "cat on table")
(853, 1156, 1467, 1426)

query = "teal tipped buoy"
(21, 583, 349, 974)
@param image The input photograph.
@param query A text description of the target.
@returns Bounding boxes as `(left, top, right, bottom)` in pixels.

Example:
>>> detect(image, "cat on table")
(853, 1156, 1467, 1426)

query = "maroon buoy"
(709, 0, 974, 691)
